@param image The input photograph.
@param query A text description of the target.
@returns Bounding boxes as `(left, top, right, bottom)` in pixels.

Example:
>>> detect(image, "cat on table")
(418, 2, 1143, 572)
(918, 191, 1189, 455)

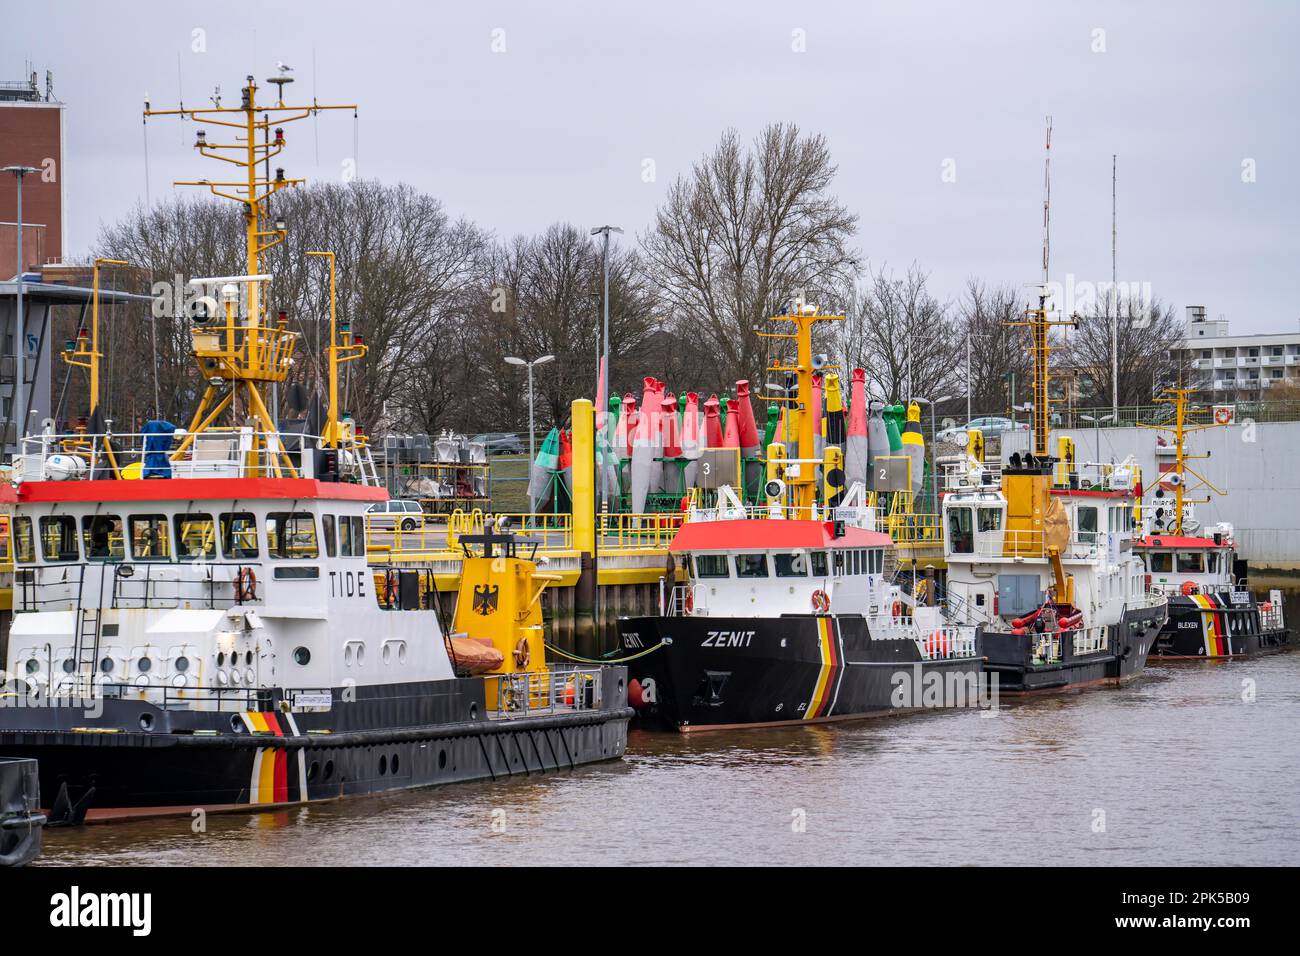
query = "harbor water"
(35, 653, 1300, 867)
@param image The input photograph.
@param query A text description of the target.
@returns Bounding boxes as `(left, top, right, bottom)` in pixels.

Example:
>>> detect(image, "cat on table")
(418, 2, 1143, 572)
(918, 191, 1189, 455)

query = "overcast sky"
(7, 0, 1297, 333)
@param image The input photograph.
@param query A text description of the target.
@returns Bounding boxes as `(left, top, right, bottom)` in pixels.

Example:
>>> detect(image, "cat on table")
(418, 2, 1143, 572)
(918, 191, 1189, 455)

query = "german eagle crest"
(473, 584, 499, 616)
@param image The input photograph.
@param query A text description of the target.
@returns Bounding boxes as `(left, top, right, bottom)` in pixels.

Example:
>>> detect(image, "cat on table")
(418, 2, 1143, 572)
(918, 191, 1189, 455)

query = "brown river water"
(34, 652, 1300, 867)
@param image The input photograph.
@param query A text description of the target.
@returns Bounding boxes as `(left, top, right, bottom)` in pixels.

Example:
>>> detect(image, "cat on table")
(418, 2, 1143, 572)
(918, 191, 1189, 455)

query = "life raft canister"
(811, 589, 831, 613)
(926, 630, 949, 658)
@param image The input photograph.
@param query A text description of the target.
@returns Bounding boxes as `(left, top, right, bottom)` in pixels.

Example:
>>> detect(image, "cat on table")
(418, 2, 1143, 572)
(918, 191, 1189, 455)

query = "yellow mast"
(143, 74, 357, 475)
(62, 257, 129, 417)
(306, 251, 367, 447)
(758, 302, 843, 512)
(1139, 388, 1226, 535)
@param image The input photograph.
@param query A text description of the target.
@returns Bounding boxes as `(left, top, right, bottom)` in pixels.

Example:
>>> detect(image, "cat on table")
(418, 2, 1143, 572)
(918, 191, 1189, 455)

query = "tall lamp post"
(1079, 412, 1114, 463)
(915, 394, 954, 514)
(590, 225, 622, 510)
(504, 353, 555, 464)
(4, 165, 39, 450)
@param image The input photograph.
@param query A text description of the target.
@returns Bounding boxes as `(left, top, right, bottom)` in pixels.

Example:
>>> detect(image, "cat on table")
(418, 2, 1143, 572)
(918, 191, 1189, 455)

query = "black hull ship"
(623, 610, 984, 731)
(0, 73, 628, 824)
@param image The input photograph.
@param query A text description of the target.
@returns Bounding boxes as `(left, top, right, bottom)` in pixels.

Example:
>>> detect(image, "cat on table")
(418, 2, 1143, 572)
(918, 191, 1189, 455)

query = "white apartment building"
(1175, 306, 1300, 400)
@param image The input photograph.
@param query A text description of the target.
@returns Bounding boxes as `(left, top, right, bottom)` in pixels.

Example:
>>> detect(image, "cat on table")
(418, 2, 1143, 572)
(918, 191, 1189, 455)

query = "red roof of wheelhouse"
(15, 477, 387, 505)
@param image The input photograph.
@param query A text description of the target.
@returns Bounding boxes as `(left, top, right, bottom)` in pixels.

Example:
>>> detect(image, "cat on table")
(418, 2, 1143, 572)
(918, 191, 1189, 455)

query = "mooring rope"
(544, 641, 667, 665)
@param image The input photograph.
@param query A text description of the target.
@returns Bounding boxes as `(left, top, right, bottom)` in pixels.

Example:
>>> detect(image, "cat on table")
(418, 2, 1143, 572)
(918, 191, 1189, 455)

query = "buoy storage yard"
(0, 0, 1295, 925)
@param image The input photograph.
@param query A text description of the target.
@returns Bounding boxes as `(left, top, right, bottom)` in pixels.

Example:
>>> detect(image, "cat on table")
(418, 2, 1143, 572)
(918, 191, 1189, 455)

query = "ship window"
(832, 550, 846, 575)
(810, 551, 829, 576)
(339, 515, 355, 556)
(322, 515, 337, 557)
(775, 552, 808, 577)
(0, 515, 9, 561)
(693, 553, 729, 578)
(1176, 551, 1205, 573)
(871, 549, 883, 574)
(13, 517, 34, 564)
(174, 513, 216, 560)
(977, 508, 1001, 533)
(129, 515, 172, 561)
(265, 512, 319, 559)
(947, 507, 974, 554)
(735, 553, 769, 578)
(1077, 506, 1098, 542)
(221, 512, 260, 559)
(1148, 551, 1173, 573)
(82, 514, 125, 561)
(40, 515, 81, 562)
(352, 516, 366, 557)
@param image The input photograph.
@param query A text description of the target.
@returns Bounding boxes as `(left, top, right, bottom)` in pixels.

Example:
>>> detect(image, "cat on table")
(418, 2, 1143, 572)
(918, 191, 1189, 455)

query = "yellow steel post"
(571, 399, 595, 554)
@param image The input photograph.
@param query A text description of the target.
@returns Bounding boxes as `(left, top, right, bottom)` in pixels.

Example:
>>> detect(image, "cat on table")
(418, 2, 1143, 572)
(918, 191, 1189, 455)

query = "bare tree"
(956, 278, 1033, 419)
(641, 124, 860, 388)
(1061, 295, 1187, 408)
(837, 264, 962, 405)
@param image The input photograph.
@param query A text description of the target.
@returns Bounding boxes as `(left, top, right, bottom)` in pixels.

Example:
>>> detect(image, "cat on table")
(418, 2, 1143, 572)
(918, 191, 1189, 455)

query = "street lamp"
(1079, 413, 1114, 463)
(3, 165, 39, 449)
(504, 353, 555, 463)
(590, 225, 622, 511)
(914, 394, 954, 513)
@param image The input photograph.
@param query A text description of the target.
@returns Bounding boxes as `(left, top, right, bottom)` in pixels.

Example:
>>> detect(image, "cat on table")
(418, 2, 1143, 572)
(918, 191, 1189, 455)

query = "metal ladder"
(71, 567, 107, 694)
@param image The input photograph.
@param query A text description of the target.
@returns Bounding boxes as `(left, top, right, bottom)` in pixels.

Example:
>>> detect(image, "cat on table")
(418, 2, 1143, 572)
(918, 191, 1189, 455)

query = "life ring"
(811, 589, 831, 613)
(513, 637, 531, 669)
(1214, 406, 1233, 425)
(1181, 580, 1198, 597)
(234, 567, 257, 602)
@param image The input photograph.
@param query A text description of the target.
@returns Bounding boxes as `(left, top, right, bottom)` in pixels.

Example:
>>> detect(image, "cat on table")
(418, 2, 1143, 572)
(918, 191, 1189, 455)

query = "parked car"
(935, 416, 1031, 445)
(367, 499, 425, 532)
(470, 432, 526, 456)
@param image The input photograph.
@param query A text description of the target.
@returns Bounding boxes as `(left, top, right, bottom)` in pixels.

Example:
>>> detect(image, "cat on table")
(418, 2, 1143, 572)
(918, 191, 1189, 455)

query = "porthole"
(217, 652, 226, 667)
(171, 674, 187, 688)
(217, 670, 229, 686)
(138, 657, 153, 673)
(383, 645, 392, 665)
(62, 659, 76, 674)
(379, 755, 388, 775)
(230, 669, 242, 685)
(24, 659, 39, 675)
(356, 644, 366, 665)
(344, 645, 354, 666)
(307, 761, 319, 782)
(293, 646, 311, 666)
(174, 656, 190, 673)
(323, 760, 335, 780)
(438, 749, 447, 770)
(245, 650, 254, 666)
(99, 657, 114, 674)
(469, 702, 478, 720)
(139, 713, 155, 732)
(230, 714, 244, 732)
(245, 668, 255, 685)
(391, 754, 399, 775)
(398, 645, 408, 665)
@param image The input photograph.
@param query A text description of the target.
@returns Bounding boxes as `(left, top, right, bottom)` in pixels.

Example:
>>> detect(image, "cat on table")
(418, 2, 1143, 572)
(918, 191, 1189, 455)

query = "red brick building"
(0, 70, 64, 274)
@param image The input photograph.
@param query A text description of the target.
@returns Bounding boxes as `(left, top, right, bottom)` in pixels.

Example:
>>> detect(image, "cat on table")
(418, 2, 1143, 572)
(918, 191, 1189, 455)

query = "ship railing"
(970, 531, 1101, 561)
(941, 460, 1003, 492)
(16, 428, 379, 485)
(29, 679, 274, 713)
(663, 582, 708, 616)
(14, 561, 262, 613)
(1260, 598, 1285, 632)
(1031, 631, 1062, 664)
(1072, 625, 1108, 656)
(491, 665, 603, 718)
